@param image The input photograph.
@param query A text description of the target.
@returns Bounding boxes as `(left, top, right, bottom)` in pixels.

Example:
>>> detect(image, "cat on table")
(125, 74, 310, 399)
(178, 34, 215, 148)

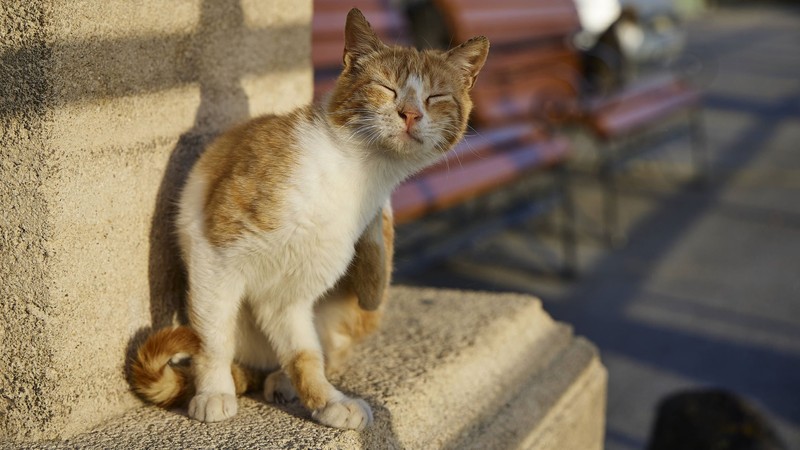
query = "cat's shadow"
(125, 0, 250, 383)
(246, 389, 397, 442)
(144, 0, 250, 331)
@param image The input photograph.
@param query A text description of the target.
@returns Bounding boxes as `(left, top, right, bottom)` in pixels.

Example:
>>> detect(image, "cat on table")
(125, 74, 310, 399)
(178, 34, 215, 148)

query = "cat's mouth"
(401, 130, 423, 145)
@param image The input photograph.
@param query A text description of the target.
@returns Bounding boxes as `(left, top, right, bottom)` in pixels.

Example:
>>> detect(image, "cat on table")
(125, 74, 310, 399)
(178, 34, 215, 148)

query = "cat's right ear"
(446, 36, 490, 90)
(343, 8, 384, 68)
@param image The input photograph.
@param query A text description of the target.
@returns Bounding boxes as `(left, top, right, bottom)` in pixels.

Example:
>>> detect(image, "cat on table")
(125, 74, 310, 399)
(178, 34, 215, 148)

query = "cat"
(647, 389, 787, 450)
(130, 8, 488, 431)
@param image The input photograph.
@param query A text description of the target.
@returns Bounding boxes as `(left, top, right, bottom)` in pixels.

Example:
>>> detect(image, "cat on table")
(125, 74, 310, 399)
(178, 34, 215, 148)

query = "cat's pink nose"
(399, 108, 422, 130)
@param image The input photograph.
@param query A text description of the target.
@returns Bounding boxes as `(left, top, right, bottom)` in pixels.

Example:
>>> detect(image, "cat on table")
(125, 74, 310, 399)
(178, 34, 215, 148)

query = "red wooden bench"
(313, 0, 578, 276)
(433, 0, 707, 244)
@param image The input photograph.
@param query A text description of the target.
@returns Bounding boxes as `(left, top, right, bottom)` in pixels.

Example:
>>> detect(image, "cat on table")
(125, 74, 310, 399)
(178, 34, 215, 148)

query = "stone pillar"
(0, 0, 312, 441)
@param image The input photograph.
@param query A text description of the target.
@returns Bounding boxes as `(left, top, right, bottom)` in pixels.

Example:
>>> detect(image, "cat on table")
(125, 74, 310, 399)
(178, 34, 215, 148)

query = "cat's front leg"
(186, 267, 246, 423)
(255, 302, 373, 430)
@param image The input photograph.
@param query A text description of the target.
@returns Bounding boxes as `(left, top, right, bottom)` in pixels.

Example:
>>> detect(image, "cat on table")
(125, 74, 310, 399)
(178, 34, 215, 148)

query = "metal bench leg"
(558, 163, 578, 278)
(601, 141, 625, 247)
(690, 107, 710, 187)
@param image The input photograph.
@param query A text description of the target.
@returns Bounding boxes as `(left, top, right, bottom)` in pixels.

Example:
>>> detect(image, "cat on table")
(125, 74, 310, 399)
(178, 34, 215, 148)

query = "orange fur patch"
(353, 205, 394, 337)
(234, 364, 265, 395)
(380, 206, 395, 278)
(286, 350, 331, 411)
(352, 240, 386, 311)
(199, 110, 310, 247)
(131, 326, 201, 407)
(131, 326, 258, 406)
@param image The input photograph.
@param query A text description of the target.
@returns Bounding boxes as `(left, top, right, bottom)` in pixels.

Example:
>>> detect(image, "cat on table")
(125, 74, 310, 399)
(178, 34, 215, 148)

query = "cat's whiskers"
(459, 126, 488, 165)
(358, 123, 384, 150)
(327, 119, 359, 146)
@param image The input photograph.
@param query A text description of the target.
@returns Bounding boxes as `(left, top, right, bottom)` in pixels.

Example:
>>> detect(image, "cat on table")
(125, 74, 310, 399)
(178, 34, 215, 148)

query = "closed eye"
(374, 83, 397, 99)
(426, 94, 450, 105)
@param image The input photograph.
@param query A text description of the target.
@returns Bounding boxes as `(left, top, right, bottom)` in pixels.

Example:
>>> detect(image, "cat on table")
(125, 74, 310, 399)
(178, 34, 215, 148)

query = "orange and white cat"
(131, 8, 488, 430)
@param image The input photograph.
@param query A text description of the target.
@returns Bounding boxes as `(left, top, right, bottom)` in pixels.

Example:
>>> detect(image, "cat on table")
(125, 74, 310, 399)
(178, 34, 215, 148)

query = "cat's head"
(327, 8, 489, 162)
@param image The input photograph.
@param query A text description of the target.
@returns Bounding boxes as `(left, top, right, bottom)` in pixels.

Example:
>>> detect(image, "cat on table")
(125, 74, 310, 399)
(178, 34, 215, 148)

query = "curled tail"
(131, 326, 201, 407)
(131, 326, 260, 407)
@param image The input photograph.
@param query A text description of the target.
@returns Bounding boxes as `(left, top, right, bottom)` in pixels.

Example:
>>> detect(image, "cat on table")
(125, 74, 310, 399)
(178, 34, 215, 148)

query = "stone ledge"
(461, 338, 607, 450)
(8, 287, 606, 449)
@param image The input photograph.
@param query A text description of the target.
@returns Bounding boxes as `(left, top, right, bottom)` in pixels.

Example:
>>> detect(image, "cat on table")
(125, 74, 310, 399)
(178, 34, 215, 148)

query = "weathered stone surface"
(3, 287, 606, 449)
(0, 0, 312, 441)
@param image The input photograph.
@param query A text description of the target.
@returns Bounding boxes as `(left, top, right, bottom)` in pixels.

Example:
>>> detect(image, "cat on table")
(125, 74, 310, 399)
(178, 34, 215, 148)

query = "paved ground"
(396, 4, 800, 449)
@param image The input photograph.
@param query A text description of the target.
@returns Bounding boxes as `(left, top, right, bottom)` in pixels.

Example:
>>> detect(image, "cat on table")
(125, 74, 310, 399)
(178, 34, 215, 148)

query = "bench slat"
(417, 123, 545, 176)
(585, 80, 701, 138)
(435, 0, 702, 142)
(436, 0, 581, 46)
(472, 75, 581, 126)
(392, 136, 570, 224)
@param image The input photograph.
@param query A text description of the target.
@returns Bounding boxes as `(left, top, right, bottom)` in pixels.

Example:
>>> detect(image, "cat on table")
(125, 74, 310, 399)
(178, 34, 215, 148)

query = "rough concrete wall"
(1, 0, 311, 442)
(0, 0, 56, 442)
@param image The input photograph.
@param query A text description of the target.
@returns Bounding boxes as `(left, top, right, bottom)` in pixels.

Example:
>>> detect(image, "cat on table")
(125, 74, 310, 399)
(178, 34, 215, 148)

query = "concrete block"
(0, 0, 311, 442)
(3, 287, 607, 449)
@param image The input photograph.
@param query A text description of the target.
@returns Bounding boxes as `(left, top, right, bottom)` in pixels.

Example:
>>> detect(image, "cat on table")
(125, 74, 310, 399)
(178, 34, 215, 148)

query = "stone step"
(8, 287, 606, 449)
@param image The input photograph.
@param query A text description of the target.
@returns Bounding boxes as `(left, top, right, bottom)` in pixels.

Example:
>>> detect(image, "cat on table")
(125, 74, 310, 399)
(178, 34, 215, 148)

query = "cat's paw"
(263, 370, 297, 404)
(188, 392, 238, 423)
(312, 396, 373, 431)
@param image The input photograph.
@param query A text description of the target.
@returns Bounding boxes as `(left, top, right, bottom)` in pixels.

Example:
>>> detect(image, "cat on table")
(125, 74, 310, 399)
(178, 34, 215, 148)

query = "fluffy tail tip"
(130, 326, 200, 407)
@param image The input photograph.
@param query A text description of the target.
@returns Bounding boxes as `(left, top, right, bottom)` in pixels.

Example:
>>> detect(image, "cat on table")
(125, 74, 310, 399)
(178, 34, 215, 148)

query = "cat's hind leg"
(263, 370, 297, 403)
(315, 203, 393, 376)
(185, 264, 246, 423)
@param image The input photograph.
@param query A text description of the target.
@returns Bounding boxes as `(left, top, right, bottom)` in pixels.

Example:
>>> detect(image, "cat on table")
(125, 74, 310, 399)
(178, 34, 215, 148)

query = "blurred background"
(315, 0, 800, 448)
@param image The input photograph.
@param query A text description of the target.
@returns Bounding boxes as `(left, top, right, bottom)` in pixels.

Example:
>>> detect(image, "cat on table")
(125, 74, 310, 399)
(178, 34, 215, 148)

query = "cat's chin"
(390, 131, 429, 153)
(384, 139, 437, 162)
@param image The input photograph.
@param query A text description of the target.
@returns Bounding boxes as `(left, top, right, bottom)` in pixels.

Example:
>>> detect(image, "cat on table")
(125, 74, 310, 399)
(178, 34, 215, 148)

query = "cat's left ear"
(446, 36, 490, 89)
(343, 8, 385, 68)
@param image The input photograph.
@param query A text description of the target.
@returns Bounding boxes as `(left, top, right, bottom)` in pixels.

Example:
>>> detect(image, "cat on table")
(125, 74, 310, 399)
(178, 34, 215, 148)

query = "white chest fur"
(232, 121, 398, 303)
(178, 113, 415, 311)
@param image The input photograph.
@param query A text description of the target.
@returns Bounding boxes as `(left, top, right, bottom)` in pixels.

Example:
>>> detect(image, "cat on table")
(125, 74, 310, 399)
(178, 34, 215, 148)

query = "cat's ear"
(446, 36, 490, 89)
(343, 8, 385, 68)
